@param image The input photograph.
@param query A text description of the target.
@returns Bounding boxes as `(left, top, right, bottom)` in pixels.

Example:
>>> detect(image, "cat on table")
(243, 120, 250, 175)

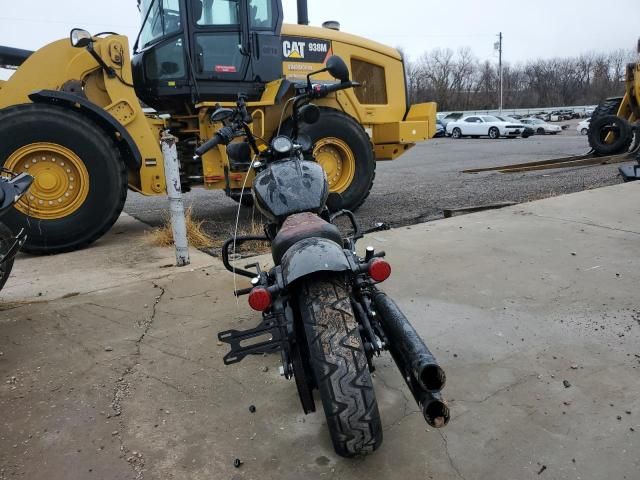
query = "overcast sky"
(1, 0, 638, 80)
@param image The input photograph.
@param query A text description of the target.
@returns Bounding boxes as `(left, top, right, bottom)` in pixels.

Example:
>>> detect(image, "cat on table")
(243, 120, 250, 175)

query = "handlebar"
(194, 80, 359, 158)
(194, 125, 236, 158)
(311, 80, 359, 99)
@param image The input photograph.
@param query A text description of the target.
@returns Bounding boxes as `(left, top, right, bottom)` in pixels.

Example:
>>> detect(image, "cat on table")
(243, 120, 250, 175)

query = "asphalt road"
(125, 121, 632, 246)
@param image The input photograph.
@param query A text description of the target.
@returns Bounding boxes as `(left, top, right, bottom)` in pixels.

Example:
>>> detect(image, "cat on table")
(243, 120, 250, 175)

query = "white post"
(498, 32, 503, 114)
(161, 130, 190, 267)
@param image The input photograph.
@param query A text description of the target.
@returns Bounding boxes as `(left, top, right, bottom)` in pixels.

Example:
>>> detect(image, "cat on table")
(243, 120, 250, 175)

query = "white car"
(446, 115, 525, 139)
(520, 118, 563, 135)
(577, 119, 590, 135)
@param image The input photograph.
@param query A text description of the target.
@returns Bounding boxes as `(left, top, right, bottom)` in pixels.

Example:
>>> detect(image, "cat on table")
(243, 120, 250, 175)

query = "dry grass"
(146, 206, 271, 256)
(146, 207, 218, 250)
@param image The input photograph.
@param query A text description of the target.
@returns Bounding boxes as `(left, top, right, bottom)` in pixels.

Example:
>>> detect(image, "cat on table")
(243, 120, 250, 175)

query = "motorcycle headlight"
(272, 136, 293, 154)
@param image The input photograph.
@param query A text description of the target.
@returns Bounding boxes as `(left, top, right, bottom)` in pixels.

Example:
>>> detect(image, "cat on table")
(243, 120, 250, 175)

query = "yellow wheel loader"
(0, 0, 436, 254)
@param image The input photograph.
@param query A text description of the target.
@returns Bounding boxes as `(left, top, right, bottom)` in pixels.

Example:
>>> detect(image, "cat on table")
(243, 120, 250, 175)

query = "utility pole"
(497, 32, 503, 113)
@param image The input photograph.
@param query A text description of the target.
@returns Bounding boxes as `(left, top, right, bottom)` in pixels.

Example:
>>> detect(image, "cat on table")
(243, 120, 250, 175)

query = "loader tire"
(298, 276, 383, 457)
(0, 223, 16, 292)
(0, 104, 127, 254)
(293, 108, 375, 212)
(588, 97, 633, 155)
(588, 114, 632, 156)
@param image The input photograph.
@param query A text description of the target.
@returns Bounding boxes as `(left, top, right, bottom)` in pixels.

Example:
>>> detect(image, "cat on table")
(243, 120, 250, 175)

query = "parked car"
(446, 115, 526, 139)
(435, 119, 446, 137)
(577, 119, 590, 135)
(495, 115, 534, 138)
(441, 112, 464, 127)
(549, 111, 572, 122)
(520, 118, 563, 135)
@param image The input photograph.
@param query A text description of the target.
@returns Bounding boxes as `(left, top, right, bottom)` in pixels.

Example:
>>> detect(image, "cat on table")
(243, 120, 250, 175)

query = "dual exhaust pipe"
(372, 290, 450, 429)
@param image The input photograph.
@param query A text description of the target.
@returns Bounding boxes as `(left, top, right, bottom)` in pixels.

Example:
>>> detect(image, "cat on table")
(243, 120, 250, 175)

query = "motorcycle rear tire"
(298, 275, 383, 457)
(0, 223, 16, 292)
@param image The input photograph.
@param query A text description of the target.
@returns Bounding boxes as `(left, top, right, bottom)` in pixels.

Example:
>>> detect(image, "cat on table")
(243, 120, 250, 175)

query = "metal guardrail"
(439, 105, 597, 117)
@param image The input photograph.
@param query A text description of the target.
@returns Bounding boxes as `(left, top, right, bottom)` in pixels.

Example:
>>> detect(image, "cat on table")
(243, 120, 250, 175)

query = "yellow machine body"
(0, 25, 436, 197)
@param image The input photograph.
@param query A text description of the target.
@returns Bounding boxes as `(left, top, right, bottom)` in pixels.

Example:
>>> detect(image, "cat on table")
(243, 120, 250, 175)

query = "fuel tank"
(253, 159, 329, 223)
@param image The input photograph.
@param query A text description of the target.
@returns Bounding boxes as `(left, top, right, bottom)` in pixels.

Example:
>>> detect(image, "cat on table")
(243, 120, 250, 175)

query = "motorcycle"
(194, 56, 449, 457)
(0, 169, 33, 292)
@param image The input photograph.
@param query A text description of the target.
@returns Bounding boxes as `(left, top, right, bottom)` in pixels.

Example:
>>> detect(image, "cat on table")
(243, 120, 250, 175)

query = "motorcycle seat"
(272, 212, 343, 265)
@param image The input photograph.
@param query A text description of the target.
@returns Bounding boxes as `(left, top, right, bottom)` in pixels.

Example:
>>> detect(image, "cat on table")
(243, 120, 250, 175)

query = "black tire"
(588, 97, 633, 155)
(581, 128, 588, 136)
(537, 128, 546, 135)
(0, 223, 15, 292)
(294, 108, 375, 212)
(298, 276, 383, 457)
(588, 114, 632, 156)
(229, 191, 254, 207)
(452, 128, 462, 139)
(0, 104, 127, 254)
(488, 127, 500, 139)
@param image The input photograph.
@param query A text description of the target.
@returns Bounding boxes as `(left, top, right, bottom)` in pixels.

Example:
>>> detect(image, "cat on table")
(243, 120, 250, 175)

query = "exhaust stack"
(297, 0, 309, 25)
(372, 289, 449, 427)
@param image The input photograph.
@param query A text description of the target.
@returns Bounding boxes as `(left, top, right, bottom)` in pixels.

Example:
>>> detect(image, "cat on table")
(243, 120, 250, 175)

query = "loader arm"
(0, 36, 165, 194)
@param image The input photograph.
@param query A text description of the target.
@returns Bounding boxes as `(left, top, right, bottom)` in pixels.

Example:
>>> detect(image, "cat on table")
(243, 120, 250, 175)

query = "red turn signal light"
(248, 287, 272, 311)
(368, 258, 391, 282)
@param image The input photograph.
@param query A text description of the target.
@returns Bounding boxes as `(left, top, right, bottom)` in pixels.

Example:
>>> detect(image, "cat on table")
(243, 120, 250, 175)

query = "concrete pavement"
(1, 183, 639, 479)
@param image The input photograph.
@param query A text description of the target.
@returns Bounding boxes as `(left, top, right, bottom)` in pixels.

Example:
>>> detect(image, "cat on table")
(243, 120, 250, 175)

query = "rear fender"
(280, 237, 350, 285)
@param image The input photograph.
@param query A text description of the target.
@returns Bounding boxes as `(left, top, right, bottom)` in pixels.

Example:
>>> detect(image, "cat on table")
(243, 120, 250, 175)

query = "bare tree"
(405, 46, 635, 110)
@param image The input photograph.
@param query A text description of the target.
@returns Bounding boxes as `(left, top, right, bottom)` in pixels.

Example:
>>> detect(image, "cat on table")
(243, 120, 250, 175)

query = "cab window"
(196, 0, 240, 25)
(138, 0, 182, 48)
(249, 0, 275, 29)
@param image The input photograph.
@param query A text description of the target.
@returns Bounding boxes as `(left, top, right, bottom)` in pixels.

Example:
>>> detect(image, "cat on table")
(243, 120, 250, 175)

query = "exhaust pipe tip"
(418, 364, 447, 392)
(422, 398, 450, 429)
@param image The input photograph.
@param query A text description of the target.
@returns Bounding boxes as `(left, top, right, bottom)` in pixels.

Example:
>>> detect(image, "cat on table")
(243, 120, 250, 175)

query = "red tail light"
(369, 258, 391, 282)
(248, 287, 272, 311)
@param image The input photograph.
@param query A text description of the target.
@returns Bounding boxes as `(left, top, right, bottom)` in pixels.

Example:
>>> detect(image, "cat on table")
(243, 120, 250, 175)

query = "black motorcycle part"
(0, 224, 23, 291)
(280, 237, 350, 285)
(298, 276, 383, 457)
(291, 339, 316, 414)
(218, 311, 289, 365)
(271, 212, 342, 265)
(372, 289, 446, 392)
(253, 159, 328, 223)
(0, 173, 33, 214)
(221, 235, 270, 278)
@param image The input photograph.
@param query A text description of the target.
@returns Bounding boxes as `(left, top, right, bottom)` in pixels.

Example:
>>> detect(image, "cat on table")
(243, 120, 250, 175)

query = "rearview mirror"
(70, 29, 93, 48)
(211, 108, 234, 123)
(326, 56, 350, 83)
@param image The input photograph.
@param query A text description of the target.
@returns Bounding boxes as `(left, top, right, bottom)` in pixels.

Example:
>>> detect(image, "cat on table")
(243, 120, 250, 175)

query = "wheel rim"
(313, 138, 356, 194)
(490, 129, 498, 138)
(4, 143, 90, 220)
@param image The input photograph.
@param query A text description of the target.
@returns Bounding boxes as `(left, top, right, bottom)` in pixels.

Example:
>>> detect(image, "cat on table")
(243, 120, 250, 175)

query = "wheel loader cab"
(132, 0, 283, 109)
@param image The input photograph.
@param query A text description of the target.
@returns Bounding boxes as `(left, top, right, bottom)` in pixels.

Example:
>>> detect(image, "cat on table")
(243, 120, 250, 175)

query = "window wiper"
(133, 0, 157, 53)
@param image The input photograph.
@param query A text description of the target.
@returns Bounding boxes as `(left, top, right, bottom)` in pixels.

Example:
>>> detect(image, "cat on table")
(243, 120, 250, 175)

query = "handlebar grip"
(195, 133, 223, 157)
(312, 81, 355, 99)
